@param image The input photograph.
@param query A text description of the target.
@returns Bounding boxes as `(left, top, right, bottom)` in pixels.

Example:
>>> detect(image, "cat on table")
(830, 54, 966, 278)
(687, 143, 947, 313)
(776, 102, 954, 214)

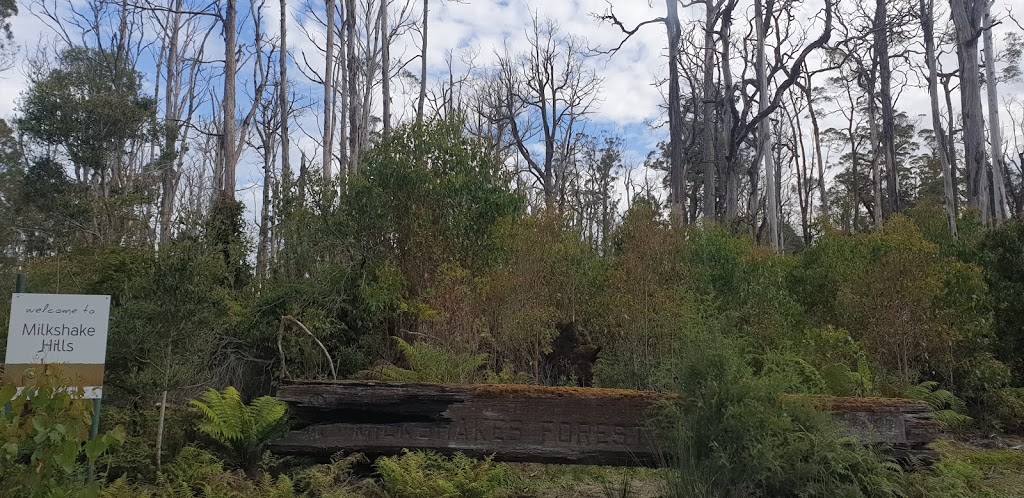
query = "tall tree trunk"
(867, 72, 883, 229)
(323, 0, 336, 180)
(338, 9, 349, 177)
(380, 0, 391, 134)
(666, 0, 685, 223)
(755, 0, 778, 250)
(844, 85, 862, 230)
(416, 0, 428, 124)
(280, 0, 291, 184)
(159, 0, 182, 245)
(983, 3, 1008, 222)
(950, 0, 989, 223)
(793, 101, 812, 244)
(941, 75, 961, 214)
(702, 0, 717, 221)
(258, 136, 273, 279)
(346, 0, 360, 175)
(875, 0, 900, 216)
(922, 0, 958, 237)
(804, 73, 830, 220)
(721, 3, 738, 220)
(220, 0, 238, 201)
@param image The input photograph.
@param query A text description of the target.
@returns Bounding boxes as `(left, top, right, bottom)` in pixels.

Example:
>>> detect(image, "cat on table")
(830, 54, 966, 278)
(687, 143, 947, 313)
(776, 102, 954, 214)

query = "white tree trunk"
(984, 3, 1008, 222)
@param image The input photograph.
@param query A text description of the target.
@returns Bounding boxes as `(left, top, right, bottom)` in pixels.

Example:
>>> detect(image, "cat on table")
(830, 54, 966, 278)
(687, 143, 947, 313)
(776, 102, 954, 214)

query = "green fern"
(189, 387, 288, 477)
(373, 338, 488, 384)
(904, 381, 973, 432)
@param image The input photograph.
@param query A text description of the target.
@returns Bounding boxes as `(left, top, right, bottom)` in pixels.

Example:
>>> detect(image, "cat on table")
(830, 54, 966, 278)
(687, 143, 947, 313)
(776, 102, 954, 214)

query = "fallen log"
(270, 381, 938, 467)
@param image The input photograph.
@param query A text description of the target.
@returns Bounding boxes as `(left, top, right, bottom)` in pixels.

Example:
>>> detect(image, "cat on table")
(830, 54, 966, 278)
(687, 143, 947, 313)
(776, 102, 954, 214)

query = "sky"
(2, 0, 1024, 217)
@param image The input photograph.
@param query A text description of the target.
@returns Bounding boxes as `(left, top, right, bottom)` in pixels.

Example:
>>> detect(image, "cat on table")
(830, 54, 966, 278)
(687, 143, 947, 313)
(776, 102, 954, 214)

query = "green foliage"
(18, 47, 155, 173)
(0, 0, 15, 48)
(660, 332, 906, 498)
(292, 453, 370, 498)
(375, 450, 508, 498)
(904, 381, 974, 433)
(104, 446, 304, 498)
(973, 219, 1024, 385)
(796, 216, 992, 388)
(14, 242, 244, 402)
(206, 196, 254, 290)
(189, 387, 287, 478)
(97, 405, 199, 482)
(346, 118, 523, 294)
(800, 327, 875, 397)
(980, 387, 1024, 433)
(367, 337, 488, 384)
(0, 370, 124, 498)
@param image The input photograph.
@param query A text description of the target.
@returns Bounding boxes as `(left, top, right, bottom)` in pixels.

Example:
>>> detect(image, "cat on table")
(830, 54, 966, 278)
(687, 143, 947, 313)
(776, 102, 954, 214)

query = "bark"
(220, 0, 238, 201)
(755, 0, 778, 249)
(983, 4, 1008, 221)
(323, 0, 336, 180)
(666, 0, 685, 223)
(701, 0, 718, 221)
(721, 2, 738, 220)
(380, 0, 391, 134)
(346, 0, 360, 175)
(875, 0, 900, 216)
(844, 85, 862, 230)
(950, 0, 989, 222)
(941, 75, 961, 214)
(922, 0, 958, 237)
(155, 390, 167, 472)
(159, 0, 182, 245)
(866, 71, 883, 229)
(792, 99, 812, 245)
(416, 0, 428, 124)
(280, 0, 291, 184)
(271, 381, 940, 465)
(803, 73, 830, 220)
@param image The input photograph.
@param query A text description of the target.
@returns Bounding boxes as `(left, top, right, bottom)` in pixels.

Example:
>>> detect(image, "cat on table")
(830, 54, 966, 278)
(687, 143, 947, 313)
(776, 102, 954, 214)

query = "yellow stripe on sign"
(1, 363, 105, 388)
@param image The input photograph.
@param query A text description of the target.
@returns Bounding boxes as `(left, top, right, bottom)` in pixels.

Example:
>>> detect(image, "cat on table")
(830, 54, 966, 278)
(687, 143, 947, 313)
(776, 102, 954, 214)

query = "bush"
(0, 369, 124, 497)
(973, 219, 1024, 385)
(659, 332, 905, 497)
(375, 450, 508, 498)
(796, 216, 992, 388)
(363, 337, 488, 384)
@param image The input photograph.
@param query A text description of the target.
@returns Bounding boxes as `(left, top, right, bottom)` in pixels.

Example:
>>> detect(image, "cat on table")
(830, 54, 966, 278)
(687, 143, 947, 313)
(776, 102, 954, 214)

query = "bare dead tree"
(493, 15, 601, 210)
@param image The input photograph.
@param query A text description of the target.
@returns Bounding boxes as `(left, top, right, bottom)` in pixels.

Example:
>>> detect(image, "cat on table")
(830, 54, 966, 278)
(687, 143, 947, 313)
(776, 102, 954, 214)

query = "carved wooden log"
(270, 381, 939, 467)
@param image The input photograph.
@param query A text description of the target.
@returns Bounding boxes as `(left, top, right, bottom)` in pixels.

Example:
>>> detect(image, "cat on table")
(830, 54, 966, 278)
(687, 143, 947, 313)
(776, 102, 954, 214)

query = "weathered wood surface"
(270, 381, 939, 467)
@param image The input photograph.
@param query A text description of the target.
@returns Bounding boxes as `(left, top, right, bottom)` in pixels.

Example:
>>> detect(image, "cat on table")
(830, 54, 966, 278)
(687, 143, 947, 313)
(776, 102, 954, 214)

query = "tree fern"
(904, 381, 973, 432)
(189, 387, 287, 478)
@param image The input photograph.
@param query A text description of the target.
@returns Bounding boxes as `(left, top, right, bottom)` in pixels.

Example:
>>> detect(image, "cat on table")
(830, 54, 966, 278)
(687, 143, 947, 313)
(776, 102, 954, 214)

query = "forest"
(1, 0, 1024, 496)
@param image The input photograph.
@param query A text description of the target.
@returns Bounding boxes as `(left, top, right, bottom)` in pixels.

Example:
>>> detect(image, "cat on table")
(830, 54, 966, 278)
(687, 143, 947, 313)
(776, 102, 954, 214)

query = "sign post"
(2, 292, 112, 482)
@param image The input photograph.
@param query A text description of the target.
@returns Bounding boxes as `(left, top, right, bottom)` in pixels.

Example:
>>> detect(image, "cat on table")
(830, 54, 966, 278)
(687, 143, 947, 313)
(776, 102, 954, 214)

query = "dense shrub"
(660, 333, 905, 497)
(796, 216, 993, 390)
(0, 370, 124, 497)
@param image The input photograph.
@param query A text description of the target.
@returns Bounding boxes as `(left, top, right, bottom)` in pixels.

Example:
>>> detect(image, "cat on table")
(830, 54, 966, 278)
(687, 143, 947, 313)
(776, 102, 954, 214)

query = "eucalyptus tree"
(949, 0, 989, 222)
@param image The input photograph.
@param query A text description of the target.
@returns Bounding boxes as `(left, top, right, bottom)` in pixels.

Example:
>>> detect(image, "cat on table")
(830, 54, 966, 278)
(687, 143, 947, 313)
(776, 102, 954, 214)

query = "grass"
(497, 464, 668, 498)
(933, 440, 1024, 498)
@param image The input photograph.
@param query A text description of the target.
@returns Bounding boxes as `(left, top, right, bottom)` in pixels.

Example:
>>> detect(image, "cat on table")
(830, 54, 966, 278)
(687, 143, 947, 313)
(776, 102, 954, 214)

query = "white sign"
(3, 293, 112, 398)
